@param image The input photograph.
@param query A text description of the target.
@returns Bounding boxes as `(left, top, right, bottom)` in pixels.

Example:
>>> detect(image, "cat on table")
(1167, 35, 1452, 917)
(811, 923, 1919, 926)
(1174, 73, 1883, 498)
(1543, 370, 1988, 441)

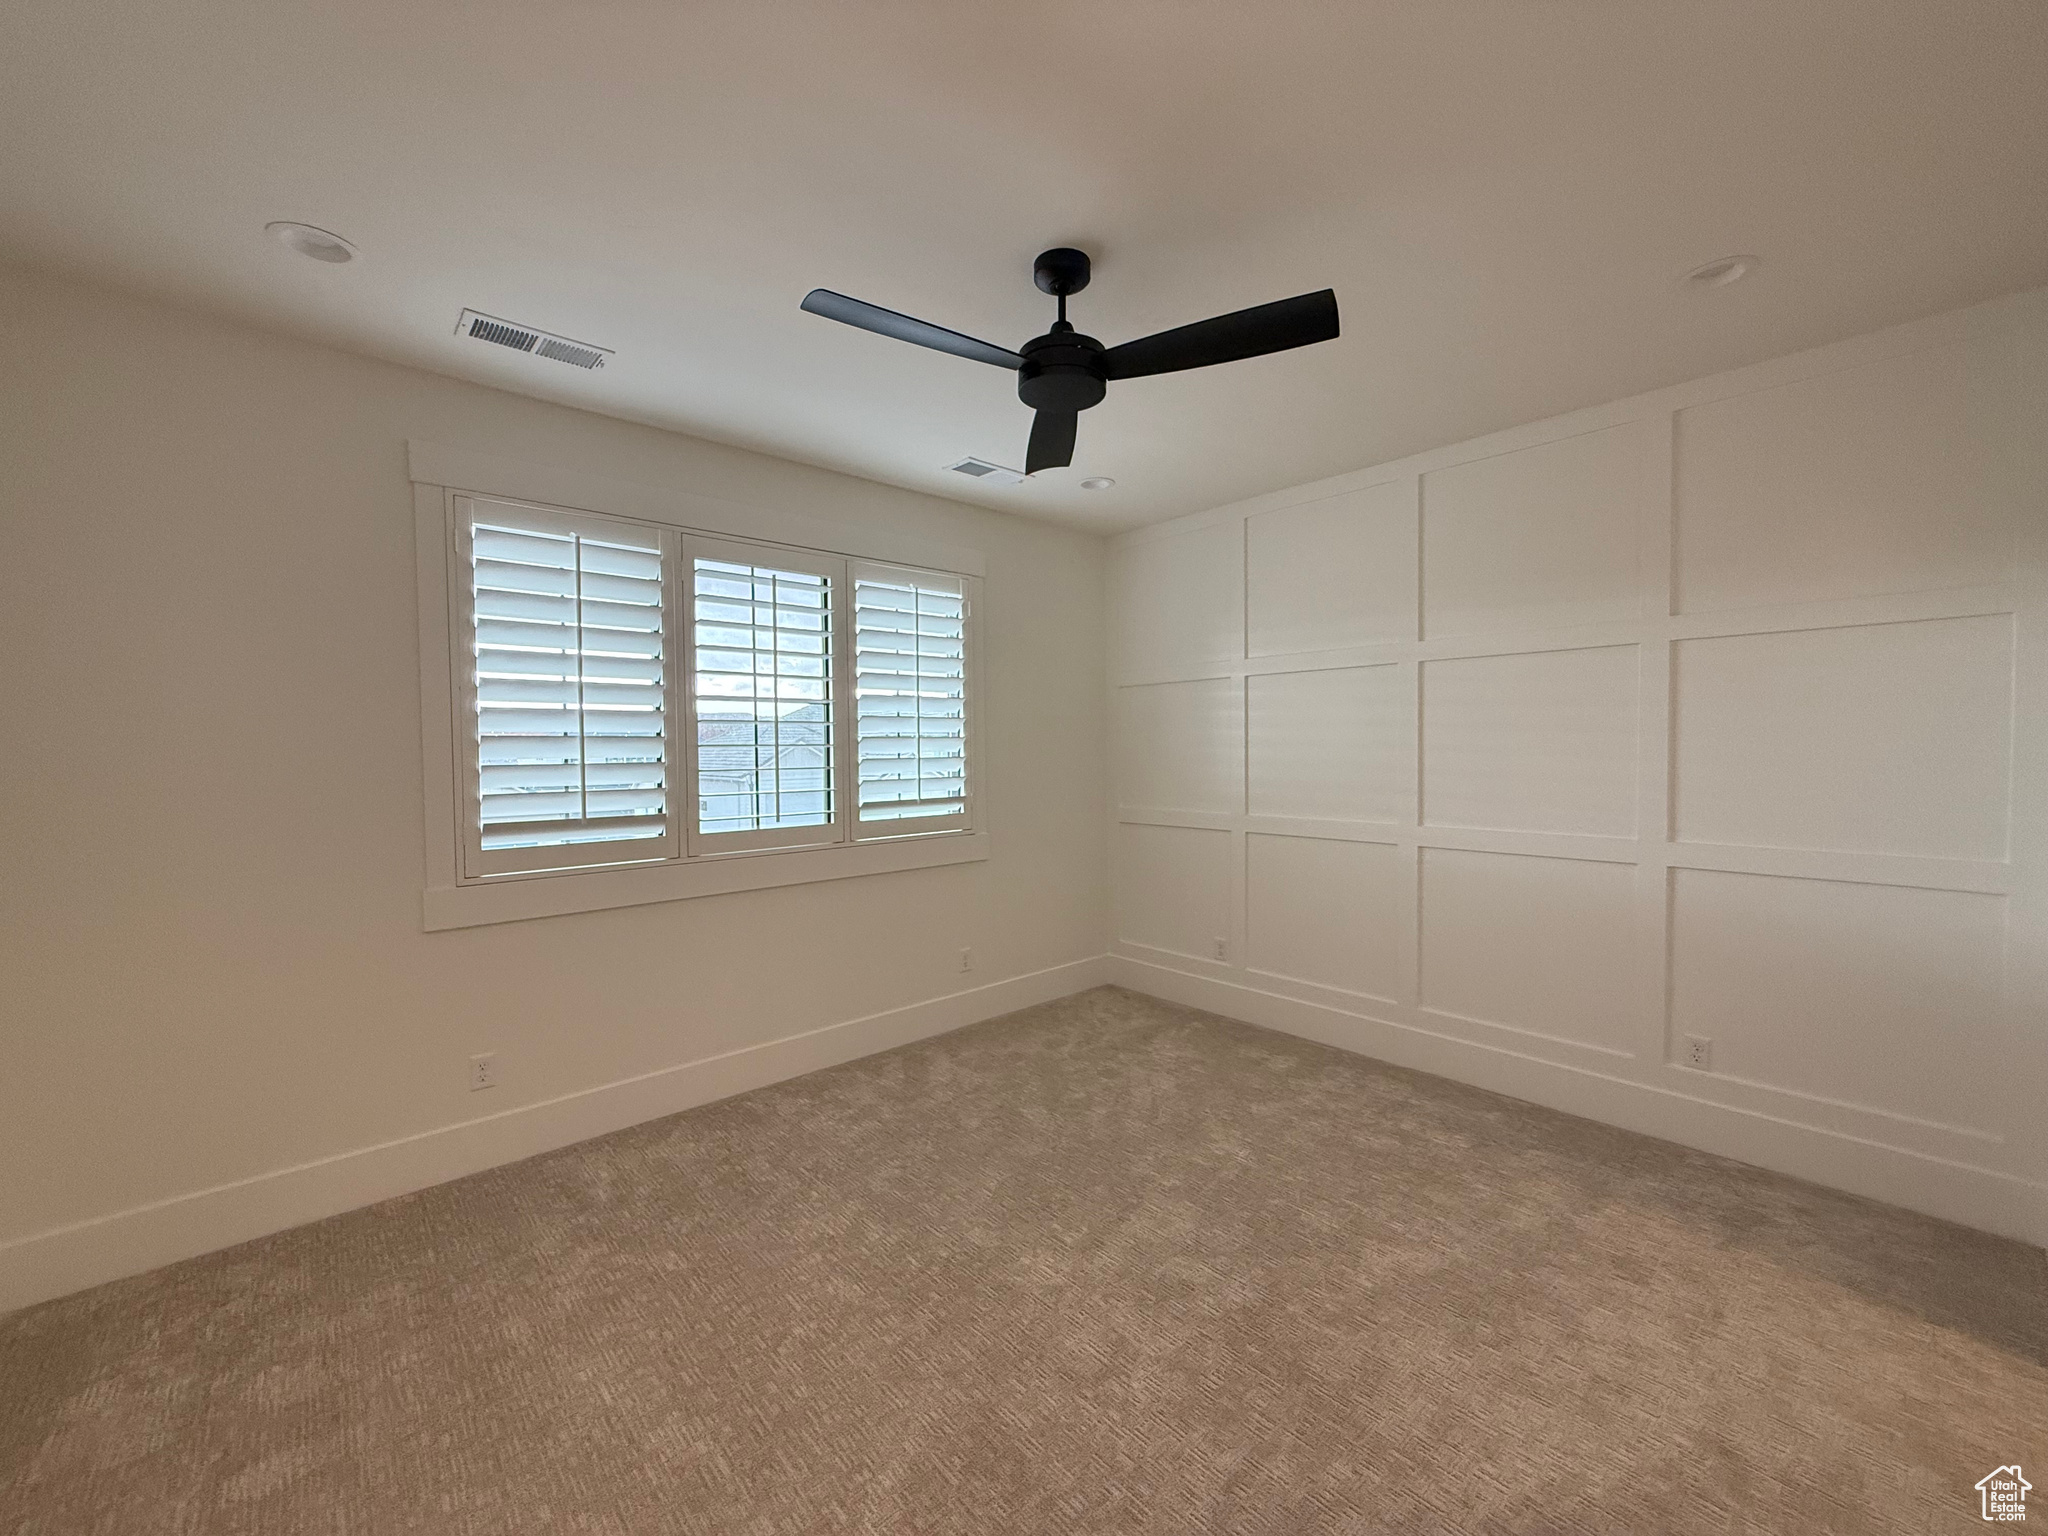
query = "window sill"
(423, 830, 988, 931)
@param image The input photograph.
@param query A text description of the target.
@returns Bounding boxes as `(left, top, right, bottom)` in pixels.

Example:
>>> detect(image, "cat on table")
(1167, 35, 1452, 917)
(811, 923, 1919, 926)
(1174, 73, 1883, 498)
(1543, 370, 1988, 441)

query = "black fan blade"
(1025, 409, 1077, 475)
(1101, 289, 1338, 380)
(800, 289, 1024, 369)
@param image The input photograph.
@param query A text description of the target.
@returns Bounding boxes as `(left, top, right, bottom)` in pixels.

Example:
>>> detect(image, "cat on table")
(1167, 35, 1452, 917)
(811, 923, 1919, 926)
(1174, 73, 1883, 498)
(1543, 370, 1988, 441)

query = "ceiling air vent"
(943, 457, 1025, 486)
(456, 310, 612, 370)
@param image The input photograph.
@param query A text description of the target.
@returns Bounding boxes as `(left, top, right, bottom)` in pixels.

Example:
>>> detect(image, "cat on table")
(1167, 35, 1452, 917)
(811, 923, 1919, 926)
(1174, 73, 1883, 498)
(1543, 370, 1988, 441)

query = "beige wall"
(1106, 287, 2048, 1244)
(0, 263, 1109, 1305)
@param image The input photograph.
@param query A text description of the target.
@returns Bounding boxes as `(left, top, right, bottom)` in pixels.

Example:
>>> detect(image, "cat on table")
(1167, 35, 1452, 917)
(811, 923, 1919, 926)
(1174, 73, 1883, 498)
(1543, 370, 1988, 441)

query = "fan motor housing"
(1018, 327, 1107, 412)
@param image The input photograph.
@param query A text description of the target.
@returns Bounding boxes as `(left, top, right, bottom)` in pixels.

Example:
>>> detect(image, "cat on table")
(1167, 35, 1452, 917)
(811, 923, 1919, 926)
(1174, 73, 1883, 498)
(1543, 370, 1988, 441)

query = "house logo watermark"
(1977, 1465, 2030, 1522)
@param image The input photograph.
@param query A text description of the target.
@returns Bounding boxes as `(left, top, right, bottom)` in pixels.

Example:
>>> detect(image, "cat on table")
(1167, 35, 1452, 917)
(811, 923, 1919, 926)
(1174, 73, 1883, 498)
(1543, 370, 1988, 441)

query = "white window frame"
(414, 441, 985, 931)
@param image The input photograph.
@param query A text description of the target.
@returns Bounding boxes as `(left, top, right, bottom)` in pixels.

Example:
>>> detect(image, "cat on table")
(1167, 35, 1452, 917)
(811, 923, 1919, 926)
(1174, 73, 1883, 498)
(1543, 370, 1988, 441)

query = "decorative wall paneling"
(1107, 289, 2048, 1241)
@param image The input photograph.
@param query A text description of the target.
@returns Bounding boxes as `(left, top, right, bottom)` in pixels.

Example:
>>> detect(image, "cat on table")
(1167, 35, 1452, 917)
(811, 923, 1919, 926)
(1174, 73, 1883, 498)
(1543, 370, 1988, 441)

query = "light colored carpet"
(3, 986, 2043, 1534)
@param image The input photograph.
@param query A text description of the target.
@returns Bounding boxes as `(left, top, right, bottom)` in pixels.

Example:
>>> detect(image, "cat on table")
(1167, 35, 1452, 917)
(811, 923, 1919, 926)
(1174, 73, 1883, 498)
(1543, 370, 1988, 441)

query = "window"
(437, 491, 978, 904)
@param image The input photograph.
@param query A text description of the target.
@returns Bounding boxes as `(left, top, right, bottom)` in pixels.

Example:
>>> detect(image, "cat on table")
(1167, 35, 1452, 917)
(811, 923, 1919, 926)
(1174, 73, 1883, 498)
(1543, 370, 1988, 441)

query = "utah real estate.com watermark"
(1977, 1466, 2030, 1523)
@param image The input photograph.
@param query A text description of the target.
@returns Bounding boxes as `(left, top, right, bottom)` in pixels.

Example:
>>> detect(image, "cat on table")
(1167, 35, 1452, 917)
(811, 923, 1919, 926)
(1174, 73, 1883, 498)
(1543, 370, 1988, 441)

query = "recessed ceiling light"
(1681, 254, 1757, 289)
(266, 221, 357, 264)
(1079, 477, 1116, 491)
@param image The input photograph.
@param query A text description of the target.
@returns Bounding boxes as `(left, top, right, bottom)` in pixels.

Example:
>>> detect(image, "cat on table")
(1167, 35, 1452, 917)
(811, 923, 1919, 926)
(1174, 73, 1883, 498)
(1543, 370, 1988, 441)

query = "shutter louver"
(467, 512, 670, 870)
(854, 570, 968, 824)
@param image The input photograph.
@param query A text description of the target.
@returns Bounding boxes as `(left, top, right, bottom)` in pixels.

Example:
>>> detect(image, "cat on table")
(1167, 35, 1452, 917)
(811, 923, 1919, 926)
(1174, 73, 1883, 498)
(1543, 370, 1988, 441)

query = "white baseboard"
(0, 956, 1113, 1315)
(1108, 954, 2048, 1249)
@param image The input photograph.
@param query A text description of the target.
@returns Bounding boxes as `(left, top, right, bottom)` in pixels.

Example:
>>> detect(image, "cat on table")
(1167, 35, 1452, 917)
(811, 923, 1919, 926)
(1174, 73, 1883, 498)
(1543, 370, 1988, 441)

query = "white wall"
(1107, 288, 2048, 1244)
(0, 262, 1110, 1309)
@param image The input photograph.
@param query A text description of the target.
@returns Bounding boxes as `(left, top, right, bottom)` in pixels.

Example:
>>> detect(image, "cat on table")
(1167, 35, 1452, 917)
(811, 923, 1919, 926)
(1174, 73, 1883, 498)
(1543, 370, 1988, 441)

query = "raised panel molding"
(1422, 421, 1651, 638)
(1113, 823, 1232, 961)
(1419, 848, 1639, 1056)
(1245, 834, 1403, 1000)
(1112, 522, 1242, 680)
(1674, 336, 2014, 614)
(1247, 478, 1418, 655)
(1116, 678, 1243, 815)
(1247, 665, 1409, 824)
(1669, 869, 2011, 1138)
(1672, 615, 2013, 860)
(1422, 646, 1639, 836)
(1107, 290, 2048, 1242)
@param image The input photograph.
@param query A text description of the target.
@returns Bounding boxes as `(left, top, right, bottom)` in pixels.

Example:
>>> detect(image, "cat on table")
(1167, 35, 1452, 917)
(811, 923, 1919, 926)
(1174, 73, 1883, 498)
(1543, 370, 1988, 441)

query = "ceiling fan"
(800, 248, 1340, 476)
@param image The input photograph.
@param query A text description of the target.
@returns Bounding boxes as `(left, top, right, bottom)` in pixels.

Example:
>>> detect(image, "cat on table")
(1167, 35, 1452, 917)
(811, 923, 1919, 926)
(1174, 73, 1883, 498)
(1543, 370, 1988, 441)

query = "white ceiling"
(3, 2, 2044, 534)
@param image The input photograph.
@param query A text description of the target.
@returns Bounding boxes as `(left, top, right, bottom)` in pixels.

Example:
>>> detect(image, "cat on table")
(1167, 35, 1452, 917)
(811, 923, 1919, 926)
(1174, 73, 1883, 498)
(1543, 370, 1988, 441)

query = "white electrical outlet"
(1211, 936, 1228, 962)
(1682, 1035, 1713, 1071)
(958, 947, 973, 973)
(470, 1052, 498, 1091)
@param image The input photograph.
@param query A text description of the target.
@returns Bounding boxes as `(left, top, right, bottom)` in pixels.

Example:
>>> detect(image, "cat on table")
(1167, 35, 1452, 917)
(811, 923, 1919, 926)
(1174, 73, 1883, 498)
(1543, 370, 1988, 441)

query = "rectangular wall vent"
(943, 457, 1024, 486)
(456, 310, 612, 370)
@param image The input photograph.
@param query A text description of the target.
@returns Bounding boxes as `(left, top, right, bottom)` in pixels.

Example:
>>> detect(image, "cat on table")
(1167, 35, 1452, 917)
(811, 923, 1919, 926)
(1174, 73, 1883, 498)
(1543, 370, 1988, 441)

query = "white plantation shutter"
(853, 565, 969, 828)
(458, 497, 678, 876)
(688, 542, 843, 851)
